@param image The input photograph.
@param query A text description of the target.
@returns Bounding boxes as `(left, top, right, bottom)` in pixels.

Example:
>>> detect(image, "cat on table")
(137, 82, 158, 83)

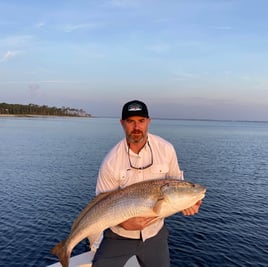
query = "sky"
(0, 0, 268, 121)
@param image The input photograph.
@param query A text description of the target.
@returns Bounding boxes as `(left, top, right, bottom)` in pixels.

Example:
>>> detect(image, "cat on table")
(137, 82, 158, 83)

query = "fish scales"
(51, 178, 206, 267)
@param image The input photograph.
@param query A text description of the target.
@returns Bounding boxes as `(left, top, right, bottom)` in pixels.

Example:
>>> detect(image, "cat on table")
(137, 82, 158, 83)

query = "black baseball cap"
(121, 100, 149, 120)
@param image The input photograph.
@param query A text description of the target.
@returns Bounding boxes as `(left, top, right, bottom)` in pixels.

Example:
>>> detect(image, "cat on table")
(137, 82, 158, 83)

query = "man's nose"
(133, 121, 140, 129)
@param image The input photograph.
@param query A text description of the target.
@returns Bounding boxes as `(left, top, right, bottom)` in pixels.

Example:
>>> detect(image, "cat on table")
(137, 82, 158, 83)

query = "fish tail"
(51, 240, 70, 267)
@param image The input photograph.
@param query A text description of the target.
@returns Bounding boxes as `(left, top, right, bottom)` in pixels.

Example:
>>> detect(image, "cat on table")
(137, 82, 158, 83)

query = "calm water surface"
(0, 117, 267, 267)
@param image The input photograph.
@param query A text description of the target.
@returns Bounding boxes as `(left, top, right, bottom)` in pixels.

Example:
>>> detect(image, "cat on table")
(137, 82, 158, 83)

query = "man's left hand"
(182, 200, 202, 216)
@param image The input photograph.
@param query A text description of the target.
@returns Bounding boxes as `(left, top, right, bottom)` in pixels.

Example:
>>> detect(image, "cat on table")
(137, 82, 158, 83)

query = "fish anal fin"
(87, 232, 103, 251)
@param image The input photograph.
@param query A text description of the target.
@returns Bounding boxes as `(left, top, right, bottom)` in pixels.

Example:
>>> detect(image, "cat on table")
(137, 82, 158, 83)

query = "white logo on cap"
(128, 103, 142, 111)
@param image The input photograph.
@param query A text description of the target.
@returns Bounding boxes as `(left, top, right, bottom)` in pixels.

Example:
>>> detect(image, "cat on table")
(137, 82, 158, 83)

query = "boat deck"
(48, 251, 139, 267)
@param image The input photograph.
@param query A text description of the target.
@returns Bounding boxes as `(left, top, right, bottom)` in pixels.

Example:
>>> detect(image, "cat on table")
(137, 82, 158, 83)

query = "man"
(92, 100, 202, 267)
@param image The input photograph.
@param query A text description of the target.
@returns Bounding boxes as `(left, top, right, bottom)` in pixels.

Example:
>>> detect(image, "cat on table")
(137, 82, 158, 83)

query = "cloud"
(34, 22, 45, 28)
(211, 26, 232, 31)
(0, 50, 21, 62)
(172, 72, 202, 81)
(0, 35, 33, 48)
(146, 43, 171, 53)
(0, 80, 85, 85)
(104, 0, 139, 8)
(63, 23, 97, 33)
(28, 83, 41, 93)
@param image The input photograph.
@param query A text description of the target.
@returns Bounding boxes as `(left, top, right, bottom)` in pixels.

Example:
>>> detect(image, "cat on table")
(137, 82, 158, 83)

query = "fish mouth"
(200, 193, 206, 200)
(194, 188, 206, 201)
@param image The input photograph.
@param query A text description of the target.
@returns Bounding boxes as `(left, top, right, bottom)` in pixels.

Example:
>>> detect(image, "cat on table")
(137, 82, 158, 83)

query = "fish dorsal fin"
(71, 191, 111, 231)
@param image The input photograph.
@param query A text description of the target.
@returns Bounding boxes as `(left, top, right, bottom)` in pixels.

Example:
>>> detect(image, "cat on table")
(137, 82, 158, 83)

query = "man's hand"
(182, 200, 202, 216)
(119, 217, 158, 230)
(119, 201, 203, 230)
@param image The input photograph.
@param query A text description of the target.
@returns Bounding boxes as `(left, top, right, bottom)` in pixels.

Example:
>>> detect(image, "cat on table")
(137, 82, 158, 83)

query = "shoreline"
(0, 114, 91, 118)
(1, 114, 267, 123)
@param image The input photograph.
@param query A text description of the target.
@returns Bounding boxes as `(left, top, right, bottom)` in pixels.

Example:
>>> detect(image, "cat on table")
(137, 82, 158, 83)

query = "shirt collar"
(124, 134, 151, 154)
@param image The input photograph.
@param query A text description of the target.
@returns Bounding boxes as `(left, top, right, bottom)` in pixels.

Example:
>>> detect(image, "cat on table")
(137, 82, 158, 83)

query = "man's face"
(121, 116, 151, 144)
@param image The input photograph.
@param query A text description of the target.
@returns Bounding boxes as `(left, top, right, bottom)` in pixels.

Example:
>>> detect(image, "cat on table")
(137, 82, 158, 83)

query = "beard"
(127, 130, 146, 144)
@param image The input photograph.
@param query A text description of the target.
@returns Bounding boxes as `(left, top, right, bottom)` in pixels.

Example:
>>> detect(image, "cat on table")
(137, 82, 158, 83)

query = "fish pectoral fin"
(152, 198, 166, 215)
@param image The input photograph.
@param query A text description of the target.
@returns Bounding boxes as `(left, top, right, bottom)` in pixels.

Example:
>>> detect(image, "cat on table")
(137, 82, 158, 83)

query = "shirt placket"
(133, 153, 144, 179)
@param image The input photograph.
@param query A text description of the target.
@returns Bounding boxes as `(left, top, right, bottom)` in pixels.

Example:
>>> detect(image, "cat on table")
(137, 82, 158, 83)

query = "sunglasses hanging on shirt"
(127, 142, 153, 170)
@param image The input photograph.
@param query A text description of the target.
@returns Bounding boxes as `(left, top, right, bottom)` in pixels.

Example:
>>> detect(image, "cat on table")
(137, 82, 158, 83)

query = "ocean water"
(0, 117, 267, 267)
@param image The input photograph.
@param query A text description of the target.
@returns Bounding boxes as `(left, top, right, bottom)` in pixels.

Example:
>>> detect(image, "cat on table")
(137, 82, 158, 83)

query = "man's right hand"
(119, 217, 158, 230)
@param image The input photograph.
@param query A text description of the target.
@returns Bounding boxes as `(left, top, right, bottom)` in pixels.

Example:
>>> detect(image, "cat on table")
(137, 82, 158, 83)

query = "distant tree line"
(0, 103, 91, 117)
